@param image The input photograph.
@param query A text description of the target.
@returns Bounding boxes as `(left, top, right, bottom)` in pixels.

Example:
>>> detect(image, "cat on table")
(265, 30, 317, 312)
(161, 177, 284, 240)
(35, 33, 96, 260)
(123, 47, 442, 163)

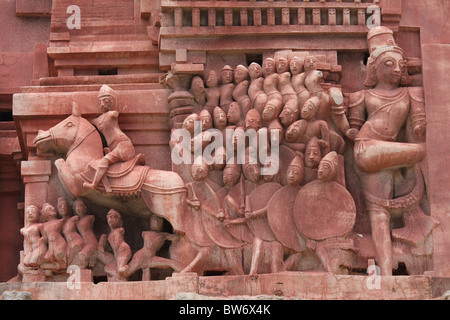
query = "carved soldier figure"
(220, 65, 235, 115)
(302, 136, 324, 185)
(83, 85, 137, 191)
(290, 56, 310, 111)
(248, 62, 267, 114)
(199, 109, 213, 132)
(233, 64, 252, 116)
(73, 198, 98, 269)
(20, 205, 46, 267)
(58, 197, 83, 265)
(294, 151, 357, 274)
(182, 113, 200, 138)
(213, 106, 228, 131)
(204, 70, 221, 115)
(277, 57, 299, 127)
(333, 26, 427, 275)
(227, 101, 245, 128)
(98, 209, 132, 280)
(286, 155, 304, 187)
(40, 203, 67, 269)
(262, 58, 283, 123)
(190, 76, 206, 113)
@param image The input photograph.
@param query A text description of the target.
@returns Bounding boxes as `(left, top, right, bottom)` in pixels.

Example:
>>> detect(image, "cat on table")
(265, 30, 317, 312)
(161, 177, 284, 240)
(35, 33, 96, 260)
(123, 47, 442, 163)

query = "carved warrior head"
(276, 57, 289, 74)
(289, 56, 304, 75)
(223, 162, 241, 187)
(365, 26, 406, 87)
(57, 197, 72, 217)
(213, 106, 227, 129)
(318, 151, 338, 182)
(221, 65, 234, 84)
(286, 156, 304, 186)
(206, 70, 219, 88)
(25, 205, 40, 224)
(243, 157, 260, 183)
(183, 113, 200, 136)
(107, 208, 123, 229)
(301, 96, 320, 120)
(41, 202, 58, 221)
(97, 85, 118, 111)
(234, 65, 249, 83)
(245, 109, 261, 131)
(74, 198, 88, 217)
(199, 109, 213, 131)
(191, 156, 209, 181)
(248, 62, 262, 79)
(228, 102, 242, 125)
(305, 136, 322, 169)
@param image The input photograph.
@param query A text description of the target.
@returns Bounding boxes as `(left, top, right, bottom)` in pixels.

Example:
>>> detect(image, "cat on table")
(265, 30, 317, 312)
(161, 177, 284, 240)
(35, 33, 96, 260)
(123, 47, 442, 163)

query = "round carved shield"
(247, 182, 282, 241)
(267, 185, 306, 252)
(293, 180, 356, 241)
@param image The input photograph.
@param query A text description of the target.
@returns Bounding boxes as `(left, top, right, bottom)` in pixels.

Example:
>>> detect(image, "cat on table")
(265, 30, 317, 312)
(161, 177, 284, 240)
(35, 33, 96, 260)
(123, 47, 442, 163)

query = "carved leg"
(308, 240, 334, 272)
(369, 208, 393, 276)
(83, 158, 109, 190)
(354, 140, 425, 173)
(146, 256, 185, 273)
(249, 237, 264, 275)
(181, 246, 213, 274)
(358, 168, 394, 276)
(224, 249, 244, 275)
(270, 241, 285, 273)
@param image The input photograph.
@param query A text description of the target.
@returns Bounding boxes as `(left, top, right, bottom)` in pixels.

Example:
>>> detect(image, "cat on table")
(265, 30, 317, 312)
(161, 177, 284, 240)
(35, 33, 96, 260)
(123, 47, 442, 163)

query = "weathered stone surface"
(1, 0, 450, 301)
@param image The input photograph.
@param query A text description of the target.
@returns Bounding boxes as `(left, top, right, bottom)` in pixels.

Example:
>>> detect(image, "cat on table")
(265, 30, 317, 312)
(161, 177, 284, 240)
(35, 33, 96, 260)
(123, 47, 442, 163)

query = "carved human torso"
(21, 223, 42, 250)
(205, 87, 221, 108)
(42, 218, 65, 243)
(220, 83, 235, 109)
(249, 77, 265, 102)
(76, 215, 98, 247)
(264, 73, 281, 97)
(108, 228, 126, 252)
(62, 216, 83, 248)
(92, 111, 131, 150)
(278, 72, 296, 98)
(359, 87, 410, 142)
(233, 80, 249, 101)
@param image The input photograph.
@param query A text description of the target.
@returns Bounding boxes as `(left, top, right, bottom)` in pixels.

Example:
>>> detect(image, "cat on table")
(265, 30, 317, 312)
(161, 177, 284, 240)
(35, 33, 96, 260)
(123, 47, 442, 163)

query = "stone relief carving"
(22, 26, 438, 282)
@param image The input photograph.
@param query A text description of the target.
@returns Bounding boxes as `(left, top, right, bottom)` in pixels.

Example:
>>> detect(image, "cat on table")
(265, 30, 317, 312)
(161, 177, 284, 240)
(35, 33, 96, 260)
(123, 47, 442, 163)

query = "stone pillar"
(21, 160, 52, 208)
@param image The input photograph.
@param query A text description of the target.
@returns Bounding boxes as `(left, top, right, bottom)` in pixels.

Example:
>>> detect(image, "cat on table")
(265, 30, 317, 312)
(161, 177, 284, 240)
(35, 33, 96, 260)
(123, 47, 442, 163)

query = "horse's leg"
(181, 246, 213, 274)
(141, 190, 186, 234)
(146, 256, 185, 272)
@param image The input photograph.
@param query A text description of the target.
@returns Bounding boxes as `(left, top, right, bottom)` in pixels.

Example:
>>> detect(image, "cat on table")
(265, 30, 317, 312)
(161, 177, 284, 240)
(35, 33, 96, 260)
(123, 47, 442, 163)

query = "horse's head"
(33, 102, 84, 156)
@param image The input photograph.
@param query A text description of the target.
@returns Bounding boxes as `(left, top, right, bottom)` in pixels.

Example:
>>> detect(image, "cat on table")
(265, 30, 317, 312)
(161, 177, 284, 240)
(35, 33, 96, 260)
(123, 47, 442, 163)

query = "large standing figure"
(333, 27, 427, 275)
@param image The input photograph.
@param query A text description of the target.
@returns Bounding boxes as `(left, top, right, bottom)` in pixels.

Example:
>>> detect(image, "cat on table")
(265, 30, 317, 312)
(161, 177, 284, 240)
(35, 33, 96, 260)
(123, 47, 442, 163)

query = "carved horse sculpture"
(33, 103, 187, 234)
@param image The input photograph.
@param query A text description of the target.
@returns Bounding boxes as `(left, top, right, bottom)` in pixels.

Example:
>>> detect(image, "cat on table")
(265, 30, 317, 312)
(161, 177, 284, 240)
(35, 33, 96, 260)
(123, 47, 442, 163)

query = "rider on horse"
(83, 85, 137, 191)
